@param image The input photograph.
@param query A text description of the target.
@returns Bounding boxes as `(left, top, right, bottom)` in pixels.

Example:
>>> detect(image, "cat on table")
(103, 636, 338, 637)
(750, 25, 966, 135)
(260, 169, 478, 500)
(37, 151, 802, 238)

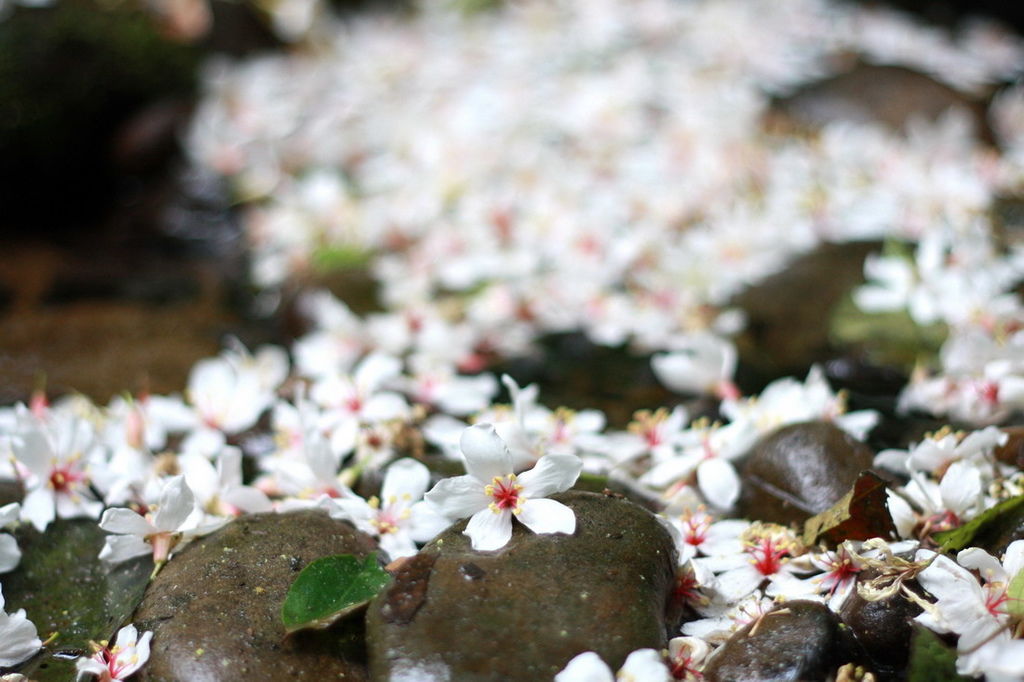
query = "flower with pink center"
(667, 636, 710, 681)
(326, 458, 449, 560)
(75, 623, 152, 682)
(665, 507, 747, 563)
(697, 523, 804, 602)
(767, 541, 866, 611)
(425, 424, 583, 551)
(914, 541, 1024, 678)
(11, 412, 104, 531)
(98, 476, 200, 576)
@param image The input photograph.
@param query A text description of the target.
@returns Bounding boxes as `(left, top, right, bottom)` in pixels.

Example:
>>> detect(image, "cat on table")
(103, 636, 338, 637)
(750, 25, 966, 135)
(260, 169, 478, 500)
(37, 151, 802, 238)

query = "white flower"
(11, 412, 104, 531)
(186, 354, 274, 435)
(179, 446, 273, 519)
(0, 502, 22, 573)
(98, 475, 199, 573)
(424, 424, 582, 551)
(555, 649, 670, 682)
(0, 585, 41, 668)
(76, 623, 152, 682)
(666, 637, 710, 681)
(326, 458, 449, 559)
(651, 333, 739, 400)
(915, 541, 1024, 678)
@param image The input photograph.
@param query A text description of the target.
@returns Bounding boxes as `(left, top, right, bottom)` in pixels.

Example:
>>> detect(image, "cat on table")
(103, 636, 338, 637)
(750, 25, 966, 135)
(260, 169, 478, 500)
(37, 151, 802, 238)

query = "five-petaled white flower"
(98, 476, 199, 575)
(326, 458, 450, 559)
(425, 424, 582, 551)
(75, 623, 152, 682)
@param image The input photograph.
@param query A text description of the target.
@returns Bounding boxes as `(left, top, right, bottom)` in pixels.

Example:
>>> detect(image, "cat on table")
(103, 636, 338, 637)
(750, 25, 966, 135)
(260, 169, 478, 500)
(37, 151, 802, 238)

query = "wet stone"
(772, 64, 987, 136)
(366, 490, 677, 682)
(840, 573, 923, 678)
(703, 600, 839, 682)
(132, 510, 377, 682)
(739, 421, 875, 526)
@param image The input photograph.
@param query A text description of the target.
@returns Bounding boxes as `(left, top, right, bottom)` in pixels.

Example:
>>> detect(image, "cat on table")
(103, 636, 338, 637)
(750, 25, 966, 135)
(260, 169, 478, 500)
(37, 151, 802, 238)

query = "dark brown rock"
(703, 600, 839, 682)
(840, 573, 922, 678)
(739, 421, 875, 526)
(132, 510, 377, 681)
(731, 242, 878, 379)
(772, 64, 987, 136)
(365, 490, 677, 682)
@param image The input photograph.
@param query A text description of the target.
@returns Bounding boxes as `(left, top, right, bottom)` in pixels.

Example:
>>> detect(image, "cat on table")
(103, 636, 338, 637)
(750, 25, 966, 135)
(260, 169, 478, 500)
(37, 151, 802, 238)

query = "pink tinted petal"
(517, 498, 575, 536)
(464, 507, 512, 551)
(460, 424, 512, 482)
(518, 455, 582, 498)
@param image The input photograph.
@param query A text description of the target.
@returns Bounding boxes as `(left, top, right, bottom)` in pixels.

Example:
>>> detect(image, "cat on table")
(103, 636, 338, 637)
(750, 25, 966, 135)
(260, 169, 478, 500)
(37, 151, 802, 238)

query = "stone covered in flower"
(0, 585, 41, 668)
(76, 623, 152, 682)
(425, 424, 582, 551)
(326, 458, 449, 559)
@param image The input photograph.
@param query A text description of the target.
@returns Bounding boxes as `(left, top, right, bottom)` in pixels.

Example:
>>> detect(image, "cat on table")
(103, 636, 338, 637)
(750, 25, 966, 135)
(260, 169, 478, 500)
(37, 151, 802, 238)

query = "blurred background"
(0, 0, 1021, 405)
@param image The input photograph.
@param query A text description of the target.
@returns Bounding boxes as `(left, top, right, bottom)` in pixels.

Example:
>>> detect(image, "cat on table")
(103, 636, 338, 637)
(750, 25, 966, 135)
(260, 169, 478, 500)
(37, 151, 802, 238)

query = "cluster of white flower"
(3, 0, 1024, 679)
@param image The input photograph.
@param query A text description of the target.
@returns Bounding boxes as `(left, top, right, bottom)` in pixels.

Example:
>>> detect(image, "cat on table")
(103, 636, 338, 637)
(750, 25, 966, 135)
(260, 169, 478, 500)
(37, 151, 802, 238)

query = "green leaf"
(1007, 568, 1024, 620)
(933, 494, 1024, 553)
(906, 626, 972, 682)
(311, 244, 372, 273)
(281, 554, 391, 634)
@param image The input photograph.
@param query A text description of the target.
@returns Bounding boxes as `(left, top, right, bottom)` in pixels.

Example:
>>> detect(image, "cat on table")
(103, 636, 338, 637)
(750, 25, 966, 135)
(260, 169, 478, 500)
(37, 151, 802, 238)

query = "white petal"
(99, 508, 156, 536)
(957, 548, 1006, 583)
(518, 455, 582, 498)
(99, 534, 152, 563)
(619, 648, 671, 682)
(424, 476, 490, 519)
(381, 458, 431, 502)
(0, 502, 21, 527)
(1002, 540, 1024, 578)
(223, 486, 273, 514)
(152, 476, 196, 532)
(0, 533, 21, 573)
(460, 424, 512, 482)
(696, 458, 740, 510)
(517, 498, 576, 536)
(939, 461, 982, 517)
(464, 507, 512, 551)
(407, 501, 453, 543)
(379, 531, 419, 561)
(355, 352, 403, 393)
(20, 487, 54, 532)
(554, 652, 615, 682)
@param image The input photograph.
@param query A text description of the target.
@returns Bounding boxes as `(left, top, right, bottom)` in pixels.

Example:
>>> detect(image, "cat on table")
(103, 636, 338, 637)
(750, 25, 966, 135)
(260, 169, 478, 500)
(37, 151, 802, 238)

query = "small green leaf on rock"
(803, 471, 896, 547)
(281, 554, 390, 634)
(906, 625, 971, 682)
(933, 494, 1024, 553)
